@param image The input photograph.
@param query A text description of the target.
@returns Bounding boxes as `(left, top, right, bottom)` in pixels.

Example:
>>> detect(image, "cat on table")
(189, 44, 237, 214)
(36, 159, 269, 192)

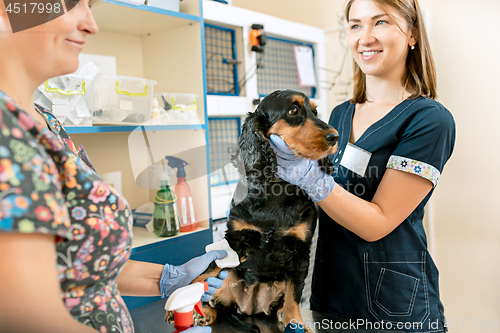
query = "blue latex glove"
(268, 134, 335, 202)
(184, 326, 212, 333)
(160, 250, 227, 299)
(201, 270, 228, 302)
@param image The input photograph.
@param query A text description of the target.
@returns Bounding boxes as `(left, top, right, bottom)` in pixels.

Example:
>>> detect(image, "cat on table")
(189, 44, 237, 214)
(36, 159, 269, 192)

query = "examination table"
(131, 298, 401, 333)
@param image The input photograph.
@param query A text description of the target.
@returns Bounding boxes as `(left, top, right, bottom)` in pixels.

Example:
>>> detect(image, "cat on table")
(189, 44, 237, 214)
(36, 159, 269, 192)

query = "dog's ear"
(230, 147, 245, 177)
(318, 155, 335, 176)
(238, 110, 276, 189)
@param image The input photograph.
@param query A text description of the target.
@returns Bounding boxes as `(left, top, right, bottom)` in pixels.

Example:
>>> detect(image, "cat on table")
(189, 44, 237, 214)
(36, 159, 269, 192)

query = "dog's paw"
(193, 306, 217, 326)
(165, 310, 175, 323)
(277, 308, 285, 331)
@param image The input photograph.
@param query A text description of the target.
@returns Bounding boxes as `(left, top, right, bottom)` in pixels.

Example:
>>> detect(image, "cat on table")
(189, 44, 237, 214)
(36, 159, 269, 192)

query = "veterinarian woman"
(0, 1, 227, 332)
(269, 0, 455, 332)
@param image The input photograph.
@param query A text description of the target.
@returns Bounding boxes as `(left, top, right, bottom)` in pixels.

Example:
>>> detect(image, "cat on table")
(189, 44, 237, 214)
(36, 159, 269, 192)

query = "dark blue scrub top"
(311, 97, 455, 333)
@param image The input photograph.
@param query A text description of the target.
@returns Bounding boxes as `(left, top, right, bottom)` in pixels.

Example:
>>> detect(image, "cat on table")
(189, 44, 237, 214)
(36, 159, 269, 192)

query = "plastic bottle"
(165, 156, 197, 232)
(164, 282, 208, 333)
(151, 97, 160, 124)
(152, 163, 180, 237)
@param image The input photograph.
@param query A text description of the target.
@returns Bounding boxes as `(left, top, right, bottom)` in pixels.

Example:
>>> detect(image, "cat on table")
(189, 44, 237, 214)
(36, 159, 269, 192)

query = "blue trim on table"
(130, 228, 211, 255)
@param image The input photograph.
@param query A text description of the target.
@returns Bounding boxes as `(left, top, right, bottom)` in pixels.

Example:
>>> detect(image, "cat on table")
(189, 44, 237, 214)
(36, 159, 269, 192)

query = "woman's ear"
(410, 27, 418, 47)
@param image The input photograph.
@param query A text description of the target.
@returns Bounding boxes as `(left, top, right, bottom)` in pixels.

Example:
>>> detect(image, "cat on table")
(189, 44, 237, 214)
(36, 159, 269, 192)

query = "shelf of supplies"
(65, 124, 205, 134)
(131, 226, 211, 253)
(92, 0, 200, 36)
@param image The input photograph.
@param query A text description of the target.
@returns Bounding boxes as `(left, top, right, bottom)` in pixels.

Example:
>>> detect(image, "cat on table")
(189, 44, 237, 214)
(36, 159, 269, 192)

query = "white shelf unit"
(68, 0, 212, 310)
(67, 0, 214, 310)
(202, 1, 328, 220)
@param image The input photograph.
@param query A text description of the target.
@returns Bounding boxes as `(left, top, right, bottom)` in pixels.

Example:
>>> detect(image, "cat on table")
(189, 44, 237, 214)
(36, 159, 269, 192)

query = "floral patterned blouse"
(0, 90, 135, 333)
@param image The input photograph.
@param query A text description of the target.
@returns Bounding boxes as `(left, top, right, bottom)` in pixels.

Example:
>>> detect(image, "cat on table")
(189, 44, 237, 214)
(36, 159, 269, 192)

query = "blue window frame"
(257, 36, 316, 98)
(208, 117, 241, 186)
(205, 24, 239, 96)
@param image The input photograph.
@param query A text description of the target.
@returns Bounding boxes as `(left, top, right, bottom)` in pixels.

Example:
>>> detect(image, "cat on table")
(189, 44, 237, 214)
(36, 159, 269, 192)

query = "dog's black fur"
(166, 90, 338, 332)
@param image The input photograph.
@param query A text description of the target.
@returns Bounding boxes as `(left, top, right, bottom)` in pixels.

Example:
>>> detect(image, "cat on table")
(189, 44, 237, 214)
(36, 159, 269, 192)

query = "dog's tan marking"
(266, 119, 288, 138)
(199, 305, 218, 326)
(254, 281, 286, 315)
(309, 100, 317, 111)
(211, 269, 238, 308)
(267, 119, 338, 160)
(281, 222, 310, 242)
(191, 266, 222, 284)
(235, 282, 257, 315)
(292, 95, 305, 106)
(282, 282, 305, 331)
(232, 220, 261, 233)
(211, 270, 288, 317)
(212, 270, 257, 315)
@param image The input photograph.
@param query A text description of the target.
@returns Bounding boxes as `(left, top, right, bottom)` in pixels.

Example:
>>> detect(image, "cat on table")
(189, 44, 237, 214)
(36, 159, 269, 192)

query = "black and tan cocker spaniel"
(167, 90, 339, 332)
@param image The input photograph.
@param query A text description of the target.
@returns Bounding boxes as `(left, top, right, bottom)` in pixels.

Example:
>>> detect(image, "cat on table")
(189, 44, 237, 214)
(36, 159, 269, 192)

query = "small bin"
(132, 210, 152, 228)
(93, 75, 157, 125)
(153, 92, 200, 125)
(35, 74, 95, 126)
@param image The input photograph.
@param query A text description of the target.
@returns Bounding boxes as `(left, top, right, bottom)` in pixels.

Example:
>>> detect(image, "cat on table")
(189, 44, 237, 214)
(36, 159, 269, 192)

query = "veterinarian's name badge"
(340, 143, 372, 177)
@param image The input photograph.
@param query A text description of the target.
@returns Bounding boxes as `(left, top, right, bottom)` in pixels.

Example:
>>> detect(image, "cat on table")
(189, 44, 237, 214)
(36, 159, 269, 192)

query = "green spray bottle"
(153, 161, 180, 237)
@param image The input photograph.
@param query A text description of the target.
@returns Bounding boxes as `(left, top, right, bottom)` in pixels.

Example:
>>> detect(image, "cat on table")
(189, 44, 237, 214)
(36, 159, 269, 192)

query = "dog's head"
(233, 90, 338, 190)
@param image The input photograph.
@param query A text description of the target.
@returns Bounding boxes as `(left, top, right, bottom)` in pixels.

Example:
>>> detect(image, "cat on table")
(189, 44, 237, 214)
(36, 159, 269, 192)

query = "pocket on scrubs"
(364, 251, 430, 325)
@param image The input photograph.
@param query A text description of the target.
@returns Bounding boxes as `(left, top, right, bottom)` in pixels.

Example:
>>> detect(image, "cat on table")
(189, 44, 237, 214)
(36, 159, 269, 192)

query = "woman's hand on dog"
(202, 270, 229, 302)
(268, 134, 336, 202)
(160, 250, 228, 298)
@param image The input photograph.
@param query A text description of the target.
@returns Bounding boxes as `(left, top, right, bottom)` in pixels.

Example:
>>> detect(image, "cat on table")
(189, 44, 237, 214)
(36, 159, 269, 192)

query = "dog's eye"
(288, 106, 299, 116)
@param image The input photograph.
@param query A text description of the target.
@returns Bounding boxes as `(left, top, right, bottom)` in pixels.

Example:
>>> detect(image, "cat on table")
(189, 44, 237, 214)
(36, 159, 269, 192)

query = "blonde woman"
(269, 0, 455, 331)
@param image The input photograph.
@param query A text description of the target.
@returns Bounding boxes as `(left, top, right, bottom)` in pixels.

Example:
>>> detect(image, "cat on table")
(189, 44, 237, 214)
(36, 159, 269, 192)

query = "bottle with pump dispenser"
(152, 162, 180, 237)
(165, 156, 197, 232)
(151, 97, 161, 125)
(164, 282, 208, 332)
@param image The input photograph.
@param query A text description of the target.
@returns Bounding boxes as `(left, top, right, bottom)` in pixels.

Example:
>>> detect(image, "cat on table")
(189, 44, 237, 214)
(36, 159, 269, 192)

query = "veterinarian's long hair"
(346, 0, 437, 103)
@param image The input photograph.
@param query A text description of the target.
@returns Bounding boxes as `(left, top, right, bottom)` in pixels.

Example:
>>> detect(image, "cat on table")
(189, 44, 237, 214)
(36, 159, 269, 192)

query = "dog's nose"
(325, 132, 339, 145)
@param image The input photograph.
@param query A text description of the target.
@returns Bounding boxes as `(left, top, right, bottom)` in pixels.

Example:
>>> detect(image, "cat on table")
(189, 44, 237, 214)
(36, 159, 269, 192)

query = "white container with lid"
(35, 74, 95, 126)
(93, 74, 157, 125)
(153, 92, 200, 125)
(146, 0, 179, 12)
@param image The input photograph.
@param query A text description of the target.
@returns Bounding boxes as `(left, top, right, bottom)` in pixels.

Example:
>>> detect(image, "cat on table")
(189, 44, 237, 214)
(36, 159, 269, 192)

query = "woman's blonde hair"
(345, 0, 437, 103)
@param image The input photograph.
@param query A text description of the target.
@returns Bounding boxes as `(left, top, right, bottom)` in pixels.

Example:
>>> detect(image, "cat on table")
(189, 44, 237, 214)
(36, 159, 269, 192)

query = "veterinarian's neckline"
(347, 97, 421, 146)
